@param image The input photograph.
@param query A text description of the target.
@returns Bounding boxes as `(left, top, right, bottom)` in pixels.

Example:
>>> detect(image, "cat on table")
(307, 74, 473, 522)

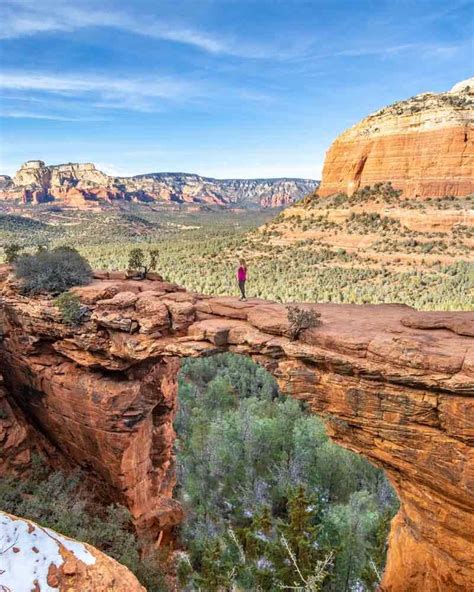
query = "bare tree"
(286, 305, 321, 340)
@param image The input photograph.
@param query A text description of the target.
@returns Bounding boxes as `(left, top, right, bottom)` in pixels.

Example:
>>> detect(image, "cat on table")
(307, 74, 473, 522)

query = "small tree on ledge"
(127, 247, 160, 279)
(287, 305, 321, 341)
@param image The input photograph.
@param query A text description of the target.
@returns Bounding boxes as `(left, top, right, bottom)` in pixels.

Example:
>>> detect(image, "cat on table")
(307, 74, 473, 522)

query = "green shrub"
(14, 246, 92, 294)
(4, 243, 23, 263)
(54, 292, 87, 325)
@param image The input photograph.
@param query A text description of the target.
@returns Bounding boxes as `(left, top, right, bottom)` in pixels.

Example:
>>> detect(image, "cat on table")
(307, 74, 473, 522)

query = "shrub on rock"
(287, 305, 321, 340)
(127, 247, 160, 279)
(15, 246, 92, 294)
(55, 291, 88, 325)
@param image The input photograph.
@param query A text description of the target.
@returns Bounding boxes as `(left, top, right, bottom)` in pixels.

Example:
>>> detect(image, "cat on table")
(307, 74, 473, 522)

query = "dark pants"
(238, 280, 246, 299)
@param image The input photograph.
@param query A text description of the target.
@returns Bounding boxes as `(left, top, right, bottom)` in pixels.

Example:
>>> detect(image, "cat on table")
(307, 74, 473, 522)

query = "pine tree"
(244, 505, 273, 560)
(273, 486, 326, 587)
(196, 539, 228, 591)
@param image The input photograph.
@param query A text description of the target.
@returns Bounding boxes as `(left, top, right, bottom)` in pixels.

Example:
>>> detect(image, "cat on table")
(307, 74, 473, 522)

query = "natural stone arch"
(0, 270, 472, 591)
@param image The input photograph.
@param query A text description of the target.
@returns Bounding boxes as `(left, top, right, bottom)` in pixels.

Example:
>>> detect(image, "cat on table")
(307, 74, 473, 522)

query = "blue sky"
(0, 0, 472, 179)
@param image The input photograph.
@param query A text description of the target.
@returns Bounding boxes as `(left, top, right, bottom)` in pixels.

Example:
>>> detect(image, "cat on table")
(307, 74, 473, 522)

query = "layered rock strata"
(0, 161, 318, 208)
(0, 269, 472, 591)
(319, 78, 474, 198)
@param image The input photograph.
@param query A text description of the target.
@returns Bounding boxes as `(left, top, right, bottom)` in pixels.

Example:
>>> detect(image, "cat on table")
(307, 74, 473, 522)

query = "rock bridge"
(0, 270, 472, 591)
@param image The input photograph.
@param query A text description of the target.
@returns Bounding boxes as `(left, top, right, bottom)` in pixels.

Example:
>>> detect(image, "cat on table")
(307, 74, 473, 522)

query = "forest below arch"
(174, 353, 399, 591)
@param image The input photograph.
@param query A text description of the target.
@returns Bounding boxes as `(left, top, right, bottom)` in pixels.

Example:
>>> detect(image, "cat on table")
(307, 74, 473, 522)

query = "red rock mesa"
(319, 78, 474, 198)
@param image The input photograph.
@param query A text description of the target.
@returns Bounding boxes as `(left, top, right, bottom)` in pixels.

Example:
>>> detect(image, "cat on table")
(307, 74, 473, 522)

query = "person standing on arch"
(237, 259, 247, 301)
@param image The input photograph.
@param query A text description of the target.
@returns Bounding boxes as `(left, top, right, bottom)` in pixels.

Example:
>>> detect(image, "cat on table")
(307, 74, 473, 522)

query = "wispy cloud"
(0, 71, 199, 98)
(0, 69, 272, 119)
(0, 0, 299, 59)
(333, 43, 420, 57)
(0, 109, 104, 121)
(0, 70, 201, 119)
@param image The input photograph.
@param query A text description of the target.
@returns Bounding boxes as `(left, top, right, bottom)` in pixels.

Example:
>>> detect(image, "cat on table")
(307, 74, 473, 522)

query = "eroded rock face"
(0, 161, 318, 208)
(319, 78, 474, 198)
(0, 511, 144, 591)
(0, 271, 472, 591)
(0, 373, 32, 476)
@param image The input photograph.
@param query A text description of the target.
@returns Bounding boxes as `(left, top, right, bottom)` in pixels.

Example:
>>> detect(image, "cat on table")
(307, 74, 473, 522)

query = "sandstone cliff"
(0, 268, 472, 591)
(0, 161, 317, 208)
(0, 511, 145, 591)
(319, 78, 474, 198)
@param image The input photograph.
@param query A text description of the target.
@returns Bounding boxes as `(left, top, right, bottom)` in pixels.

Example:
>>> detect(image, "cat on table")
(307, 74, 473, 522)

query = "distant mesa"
(319, 78, 474, 198)
(0, 160, 318, 209)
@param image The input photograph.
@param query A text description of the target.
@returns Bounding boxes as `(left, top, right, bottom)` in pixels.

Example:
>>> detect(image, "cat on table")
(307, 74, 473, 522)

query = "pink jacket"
(237, 266, 247, 281)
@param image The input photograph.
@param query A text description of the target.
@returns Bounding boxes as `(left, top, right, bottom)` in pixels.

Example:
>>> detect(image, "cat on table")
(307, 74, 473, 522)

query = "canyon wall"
(0, 269, 472, 591)
(319, 78, 474, 198)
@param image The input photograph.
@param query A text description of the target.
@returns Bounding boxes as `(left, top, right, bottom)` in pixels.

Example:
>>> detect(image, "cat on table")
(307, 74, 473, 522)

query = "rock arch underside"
(0, 269, 472, 591)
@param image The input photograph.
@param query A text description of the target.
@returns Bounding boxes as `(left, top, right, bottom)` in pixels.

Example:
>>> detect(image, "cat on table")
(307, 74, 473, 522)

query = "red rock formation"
(0, 160, 317, 208)
(0, 511, 145, 591)
(319, 79, 474, 198)
(0, 271, 472, 591)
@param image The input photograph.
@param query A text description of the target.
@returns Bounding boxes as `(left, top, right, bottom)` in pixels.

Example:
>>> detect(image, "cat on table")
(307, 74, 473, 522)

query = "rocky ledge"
(0, 268, 472, 591)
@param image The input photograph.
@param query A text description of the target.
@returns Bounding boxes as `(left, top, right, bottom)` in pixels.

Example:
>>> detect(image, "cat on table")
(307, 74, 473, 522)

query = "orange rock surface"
(0, 270, 472, 591)
(0, 511, 144, 591)
(319, 79, 474, 198)
(0, 373, 32, 475)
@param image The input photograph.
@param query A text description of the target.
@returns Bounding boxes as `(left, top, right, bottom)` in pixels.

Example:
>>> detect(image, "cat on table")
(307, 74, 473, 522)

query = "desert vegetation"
(13, 245, 92, 294)
(0, 354, 398, 591)
(54, 291, 88, 325)
(128, 247, 161, 279)
(0, 186, 472, 311)
(0, 183, 473, 310)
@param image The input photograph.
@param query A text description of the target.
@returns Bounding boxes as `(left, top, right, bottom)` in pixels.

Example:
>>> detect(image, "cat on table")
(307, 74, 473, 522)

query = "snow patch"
(0, 513, 95, 592)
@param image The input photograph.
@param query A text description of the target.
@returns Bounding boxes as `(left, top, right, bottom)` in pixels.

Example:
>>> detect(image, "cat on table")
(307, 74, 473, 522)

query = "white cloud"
(0, 72, 195, 97)
(0, 0, 297, 59)
(334, 43, 420, 57)
(0, 109, 102, 121)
